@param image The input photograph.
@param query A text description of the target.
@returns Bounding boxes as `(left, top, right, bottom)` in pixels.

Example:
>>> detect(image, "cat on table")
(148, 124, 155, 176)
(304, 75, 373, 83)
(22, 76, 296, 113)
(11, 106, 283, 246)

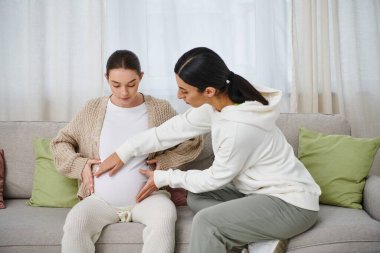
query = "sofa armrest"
(363, 175, 380, 221)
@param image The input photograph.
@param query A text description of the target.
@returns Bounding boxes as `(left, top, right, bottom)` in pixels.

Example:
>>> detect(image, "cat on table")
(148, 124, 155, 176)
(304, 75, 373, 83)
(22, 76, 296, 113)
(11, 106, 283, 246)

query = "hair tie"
(226, 71, 235, 85)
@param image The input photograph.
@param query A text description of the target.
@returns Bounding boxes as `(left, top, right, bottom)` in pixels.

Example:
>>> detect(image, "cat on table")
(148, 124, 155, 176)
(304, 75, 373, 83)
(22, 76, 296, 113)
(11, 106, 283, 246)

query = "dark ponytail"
(174, 47, 268, 105)
(226, 72, 268, 105)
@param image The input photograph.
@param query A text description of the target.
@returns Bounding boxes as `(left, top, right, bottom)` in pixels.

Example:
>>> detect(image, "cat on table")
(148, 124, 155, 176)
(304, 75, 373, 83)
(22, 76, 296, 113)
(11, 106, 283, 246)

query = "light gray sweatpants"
(61, 190, 176, 253)
(187, 185, 318, 253)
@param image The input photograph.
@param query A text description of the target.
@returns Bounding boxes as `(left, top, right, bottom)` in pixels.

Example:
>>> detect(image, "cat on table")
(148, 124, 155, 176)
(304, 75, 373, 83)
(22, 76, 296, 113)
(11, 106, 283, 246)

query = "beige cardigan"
(51, 94, 203, 198)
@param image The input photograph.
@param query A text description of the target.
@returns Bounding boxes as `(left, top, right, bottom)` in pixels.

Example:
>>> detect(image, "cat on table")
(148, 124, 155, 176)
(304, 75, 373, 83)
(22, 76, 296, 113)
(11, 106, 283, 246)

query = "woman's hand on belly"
(136, 169, 158, 202)
(82, 159, 101, 194)
(146, 159, 161, 170)
(95, 152, 125, 177)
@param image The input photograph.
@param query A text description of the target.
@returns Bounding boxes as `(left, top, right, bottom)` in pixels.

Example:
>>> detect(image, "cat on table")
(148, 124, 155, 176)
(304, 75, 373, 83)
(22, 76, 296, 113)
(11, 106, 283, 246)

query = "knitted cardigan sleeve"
(148, 97, 204, 170)
(50, 100, 98, 180)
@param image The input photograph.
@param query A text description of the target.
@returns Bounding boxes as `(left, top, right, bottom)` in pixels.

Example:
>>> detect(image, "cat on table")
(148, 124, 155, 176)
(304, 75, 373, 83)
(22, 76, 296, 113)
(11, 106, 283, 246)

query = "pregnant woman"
(51, 50, 203, 253)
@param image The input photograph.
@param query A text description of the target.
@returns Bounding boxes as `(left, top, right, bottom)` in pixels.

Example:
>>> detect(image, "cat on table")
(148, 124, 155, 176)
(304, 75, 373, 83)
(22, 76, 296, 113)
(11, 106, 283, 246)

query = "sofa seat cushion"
(287, 204, 380, 252)
(0, 200, 193, 253)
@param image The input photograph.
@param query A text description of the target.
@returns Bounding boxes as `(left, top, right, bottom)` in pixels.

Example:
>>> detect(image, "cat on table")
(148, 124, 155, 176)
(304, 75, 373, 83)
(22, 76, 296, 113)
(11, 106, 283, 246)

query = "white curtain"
(1, 0, 378, 138)
(337, 0, 380, 137)
(0, 0, 291, 119)
(292, 0, 380, 137)
(291, 0, 343, 114)
(0, 0, 103, 121)
(104, 0, 292, 113)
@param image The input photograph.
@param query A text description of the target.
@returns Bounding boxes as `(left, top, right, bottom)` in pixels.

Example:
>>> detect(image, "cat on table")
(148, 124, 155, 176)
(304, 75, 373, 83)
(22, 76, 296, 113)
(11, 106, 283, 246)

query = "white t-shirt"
(94, 99, 150, 207)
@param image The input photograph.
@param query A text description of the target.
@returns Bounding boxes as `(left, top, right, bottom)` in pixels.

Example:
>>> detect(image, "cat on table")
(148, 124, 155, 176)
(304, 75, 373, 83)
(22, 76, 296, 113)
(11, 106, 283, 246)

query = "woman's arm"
(96, 104, 212, 177)
(51, 99, 102, 180)
(117, 104, 212, 163)
(147, 99, 204, 170)
(151, 136, 204, 170)
(154, 125, 252, 192)
(51, 100, 103, 195)
(136, 123, 261, 201)
(51, 122, 88, 180)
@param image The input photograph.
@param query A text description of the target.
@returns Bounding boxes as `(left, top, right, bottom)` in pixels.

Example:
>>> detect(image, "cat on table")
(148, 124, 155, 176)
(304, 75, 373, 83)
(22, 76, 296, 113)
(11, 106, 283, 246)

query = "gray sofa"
(0, 113, 380, 253)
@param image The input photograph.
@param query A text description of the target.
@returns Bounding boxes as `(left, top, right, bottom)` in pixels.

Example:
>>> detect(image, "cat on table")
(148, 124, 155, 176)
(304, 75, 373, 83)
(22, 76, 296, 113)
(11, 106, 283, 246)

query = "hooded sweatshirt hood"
(218, 85, 282, 131)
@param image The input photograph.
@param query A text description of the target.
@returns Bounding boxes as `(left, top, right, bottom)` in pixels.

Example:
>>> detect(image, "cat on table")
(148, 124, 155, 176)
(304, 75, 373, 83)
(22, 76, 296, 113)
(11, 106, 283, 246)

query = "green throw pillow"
(28, 138, 79, 208)
(298, 127, 380, 209)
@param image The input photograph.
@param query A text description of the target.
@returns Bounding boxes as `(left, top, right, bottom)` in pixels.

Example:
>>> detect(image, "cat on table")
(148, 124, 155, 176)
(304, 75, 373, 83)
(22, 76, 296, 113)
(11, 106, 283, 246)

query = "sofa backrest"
(0, 113, 379, 199)
(277, 113, 379, 177)
(0, 121, 67, 199)
(276, 113, 351, 156)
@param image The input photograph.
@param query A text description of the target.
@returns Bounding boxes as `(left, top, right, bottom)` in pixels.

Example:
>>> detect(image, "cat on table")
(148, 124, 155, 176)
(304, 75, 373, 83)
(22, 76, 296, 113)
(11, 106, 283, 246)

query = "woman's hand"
(146, 158, 161, 170)
(136, 169, 158, 202)
(82, 159, 101, 194)
(94, 152, 125, 177)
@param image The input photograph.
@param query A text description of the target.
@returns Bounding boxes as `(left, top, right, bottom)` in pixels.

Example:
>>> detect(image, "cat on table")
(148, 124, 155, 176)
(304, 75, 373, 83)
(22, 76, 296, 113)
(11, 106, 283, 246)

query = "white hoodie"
(116, 86, 321, 211)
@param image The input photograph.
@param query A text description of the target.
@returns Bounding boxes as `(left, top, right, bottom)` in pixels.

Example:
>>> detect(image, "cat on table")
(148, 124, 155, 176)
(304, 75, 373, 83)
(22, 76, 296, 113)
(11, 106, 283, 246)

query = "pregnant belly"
(93, 167, 149, 207)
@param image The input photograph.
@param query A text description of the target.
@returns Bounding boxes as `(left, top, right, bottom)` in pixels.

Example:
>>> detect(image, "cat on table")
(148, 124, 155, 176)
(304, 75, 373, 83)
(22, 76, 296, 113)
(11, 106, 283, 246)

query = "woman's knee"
(144, 209, 177, 235)
(157, 203, 178, 226)
(296, 209, 318, 235)
(155, 194, 177, 220)
(191, 208, 221, 240)
(144, 196, 177, 225)
(192, 208, 214, 228)
(162, 202, 177, 222)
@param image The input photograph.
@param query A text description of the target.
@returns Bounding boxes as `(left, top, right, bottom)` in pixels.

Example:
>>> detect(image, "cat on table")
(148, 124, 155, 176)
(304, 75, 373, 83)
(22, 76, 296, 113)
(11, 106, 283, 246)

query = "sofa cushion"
(0, 149, 5, 208)
(0, 199, 68, 253)
(287, 204, 380, 253)
(0, 199, 193, 253)
(298, 128, 380, 209)
(27, 138, 79, 208)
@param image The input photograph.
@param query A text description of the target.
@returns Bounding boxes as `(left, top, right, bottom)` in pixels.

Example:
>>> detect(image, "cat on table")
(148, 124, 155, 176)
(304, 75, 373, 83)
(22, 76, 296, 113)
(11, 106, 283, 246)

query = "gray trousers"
(187, 185, 318, 253)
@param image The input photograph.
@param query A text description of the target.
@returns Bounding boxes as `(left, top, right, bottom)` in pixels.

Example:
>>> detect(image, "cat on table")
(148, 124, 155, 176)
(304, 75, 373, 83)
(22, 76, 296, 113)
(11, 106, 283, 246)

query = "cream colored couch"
(0, 114, 380, 253)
